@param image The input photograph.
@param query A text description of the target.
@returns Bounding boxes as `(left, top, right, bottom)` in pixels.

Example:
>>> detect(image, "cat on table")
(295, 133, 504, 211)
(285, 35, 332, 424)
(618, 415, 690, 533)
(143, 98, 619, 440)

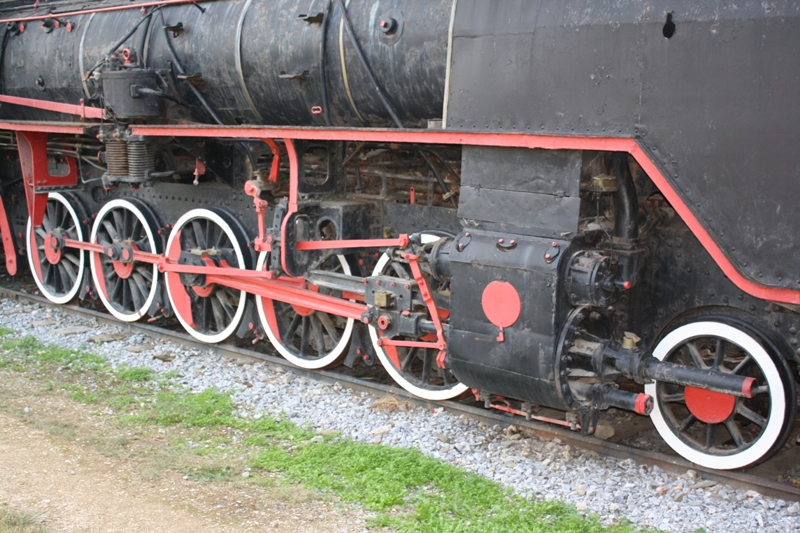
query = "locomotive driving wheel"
(165, 208, 252, 343)
(26, 192, 87, 304)
(90, 199, 162, 322)
(368, 234, 467, 401)
(256, 252, 355, 369)
(645, 318, 796, 469)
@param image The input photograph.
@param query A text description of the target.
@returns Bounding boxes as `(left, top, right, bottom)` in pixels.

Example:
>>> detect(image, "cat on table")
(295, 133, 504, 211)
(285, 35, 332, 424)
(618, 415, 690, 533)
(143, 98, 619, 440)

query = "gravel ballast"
(2, 299, 799, 533)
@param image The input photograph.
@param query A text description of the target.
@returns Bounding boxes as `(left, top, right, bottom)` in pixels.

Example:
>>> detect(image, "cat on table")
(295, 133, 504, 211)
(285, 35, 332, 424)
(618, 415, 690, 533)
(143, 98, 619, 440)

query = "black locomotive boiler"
(0, 0, 798, 471)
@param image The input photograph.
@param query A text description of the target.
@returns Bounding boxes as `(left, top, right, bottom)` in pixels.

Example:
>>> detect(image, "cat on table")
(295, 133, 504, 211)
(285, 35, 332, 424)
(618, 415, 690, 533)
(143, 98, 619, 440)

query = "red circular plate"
(684, 386, 736, 424)
(481, 281, 521, 328)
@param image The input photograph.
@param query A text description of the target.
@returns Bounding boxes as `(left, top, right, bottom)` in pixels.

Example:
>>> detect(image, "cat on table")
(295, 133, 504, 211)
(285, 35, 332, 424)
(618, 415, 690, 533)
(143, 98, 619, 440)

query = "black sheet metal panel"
(447, 0, 800, 291)
(448, 230, 570, 410)
(459, 146, 581, 238)
(383, 202, 461, 237)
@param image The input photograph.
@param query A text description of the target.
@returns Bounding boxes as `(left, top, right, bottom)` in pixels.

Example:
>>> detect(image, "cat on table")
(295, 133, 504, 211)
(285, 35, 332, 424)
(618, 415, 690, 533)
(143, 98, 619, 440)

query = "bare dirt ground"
(0, 370, 373, 533)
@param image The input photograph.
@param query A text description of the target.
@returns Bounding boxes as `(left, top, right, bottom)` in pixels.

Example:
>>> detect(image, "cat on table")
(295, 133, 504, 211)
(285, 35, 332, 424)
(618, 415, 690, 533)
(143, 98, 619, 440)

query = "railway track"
(1, 283, 799, 503)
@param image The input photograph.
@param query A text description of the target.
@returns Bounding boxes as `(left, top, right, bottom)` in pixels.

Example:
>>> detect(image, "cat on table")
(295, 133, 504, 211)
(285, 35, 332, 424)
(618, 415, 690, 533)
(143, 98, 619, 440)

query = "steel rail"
(1, 285, 798, 503)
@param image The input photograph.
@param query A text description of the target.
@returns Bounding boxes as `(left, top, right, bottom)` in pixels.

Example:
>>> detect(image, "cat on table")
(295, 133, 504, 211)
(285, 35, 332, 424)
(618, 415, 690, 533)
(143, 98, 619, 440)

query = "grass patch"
(0, 507, 47, 533)
(251, 440, 647, 533)
(191, 466, 233, 482)
(0, 336, 106, 372)
(116, 366, 155, 383)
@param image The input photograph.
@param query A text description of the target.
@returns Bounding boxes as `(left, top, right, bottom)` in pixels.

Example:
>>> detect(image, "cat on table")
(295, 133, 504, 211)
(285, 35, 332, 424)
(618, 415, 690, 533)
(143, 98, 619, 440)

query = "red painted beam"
(0, 95, 106, 120)
(0, 196, 17, 276)
(0, 121, 89, 134)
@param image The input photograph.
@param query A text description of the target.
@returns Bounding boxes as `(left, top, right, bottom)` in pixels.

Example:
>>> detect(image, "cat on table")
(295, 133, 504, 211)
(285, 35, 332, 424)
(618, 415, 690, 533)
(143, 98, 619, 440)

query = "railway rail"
(2, 283, 798, 504)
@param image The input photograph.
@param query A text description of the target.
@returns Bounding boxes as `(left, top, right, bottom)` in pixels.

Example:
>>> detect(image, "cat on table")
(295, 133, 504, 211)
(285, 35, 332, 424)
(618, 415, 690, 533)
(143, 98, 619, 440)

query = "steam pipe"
(610, 152, 638, 241)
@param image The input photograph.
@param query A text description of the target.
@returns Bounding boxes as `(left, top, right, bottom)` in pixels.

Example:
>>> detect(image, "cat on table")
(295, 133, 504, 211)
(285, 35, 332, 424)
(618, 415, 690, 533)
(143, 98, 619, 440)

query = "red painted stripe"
(0, 121, 88, 134)
(0, 95, 106, 120)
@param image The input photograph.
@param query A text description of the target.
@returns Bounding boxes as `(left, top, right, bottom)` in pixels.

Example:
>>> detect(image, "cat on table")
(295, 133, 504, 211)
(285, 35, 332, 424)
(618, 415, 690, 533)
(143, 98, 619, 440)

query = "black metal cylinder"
(640, 358, 756, 398)
(1, 1, 452, 126)
(595, 385, 653, 415)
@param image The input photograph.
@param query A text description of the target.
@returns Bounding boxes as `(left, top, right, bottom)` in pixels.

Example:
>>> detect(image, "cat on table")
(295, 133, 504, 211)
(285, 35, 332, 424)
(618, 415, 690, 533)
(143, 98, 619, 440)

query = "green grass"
(0, 336, 106, 371)
(0, 507, 47, 533)
(251, 440, 644, 533)
(0, 325, 658, 533)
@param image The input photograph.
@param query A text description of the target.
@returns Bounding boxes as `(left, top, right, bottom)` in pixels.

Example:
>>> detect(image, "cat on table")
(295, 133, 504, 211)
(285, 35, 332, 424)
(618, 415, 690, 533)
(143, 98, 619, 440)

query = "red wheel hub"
(291, 284, 318, 316)
(192, 284, 215, 298)
(684, 386, 736, 424)
(43, 232, 63, 264)
(110, 244, 136, 279)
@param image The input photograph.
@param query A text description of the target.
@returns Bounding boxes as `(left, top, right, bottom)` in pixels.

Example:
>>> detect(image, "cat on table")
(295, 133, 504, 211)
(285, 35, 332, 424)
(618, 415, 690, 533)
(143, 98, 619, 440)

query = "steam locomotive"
(0, 0, 797, 471)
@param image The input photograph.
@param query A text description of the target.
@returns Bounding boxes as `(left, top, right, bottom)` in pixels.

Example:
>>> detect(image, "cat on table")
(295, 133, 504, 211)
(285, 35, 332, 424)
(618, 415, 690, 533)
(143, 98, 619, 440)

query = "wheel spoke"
(316, 312, 340, 343)
(103, 219, 120, 242)
(705, 424, 715, 451)
(677, 413, 697, 432)
(724, 420, 746, 448)
(310, 315, 326, 354)
(401, 347, 418, 371)
(713, 339, 726, 370)
(661, 392, 685, 403)
(731, 354, 752, 375)
(442, 370, 453, 386)
(421, 350, 433, 383)
(285, 314, 302, 340)
(209, 295, 228, 332)
(686, 341, 707, 368)
(300, 317, 310, 355)
(737, 403, 767, 427)
(191, 220, 205, 249)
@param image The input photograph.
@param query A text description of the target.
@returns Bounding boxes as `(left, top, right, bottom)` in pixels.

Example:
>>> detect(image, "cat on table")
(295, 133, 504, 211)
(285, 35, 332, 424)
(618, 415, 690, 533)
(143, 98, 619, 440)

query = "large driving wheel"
(26, 192, 86, 304)
(90, 199, 161, 322)
(256, 252, 355, 369)
(645, 318, 796, 469)
(369, 234, 467, 401)
(165, 208, 252, 343)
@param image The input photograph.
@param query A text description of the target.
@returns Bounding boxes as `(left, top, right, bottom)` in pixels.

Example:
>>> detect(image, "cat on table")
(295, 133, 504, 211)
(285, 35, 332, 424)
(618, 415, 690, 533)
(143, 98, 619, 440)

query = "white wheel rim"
(645, 321, 786, 469)
(26, 192, 84, 304)
(256, 252, 355, 369)
(89, 199, 160, 322)
(165, 209, 248, 344)
(369, 234, 468, 401)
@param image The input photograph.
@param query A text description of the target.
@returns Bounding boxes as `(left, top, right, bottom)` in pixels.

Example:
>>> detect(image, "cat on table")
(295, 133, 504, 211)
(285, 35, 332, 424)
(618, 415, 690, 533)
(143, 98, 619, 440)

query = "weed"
(0, 506, 47, 533)
(116, 367, 155, 382)
(0, 336, 106, 371)
(191, 466, 233, 482)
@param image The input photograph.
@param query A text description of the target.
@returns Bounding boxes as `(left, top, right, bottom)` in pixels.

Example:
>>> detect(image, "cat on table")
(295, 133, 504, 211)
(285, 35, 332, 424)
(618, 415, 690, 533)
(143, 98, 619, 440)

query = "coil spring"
(127, 141, 154, 180)
(106, 140, 128, 177)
